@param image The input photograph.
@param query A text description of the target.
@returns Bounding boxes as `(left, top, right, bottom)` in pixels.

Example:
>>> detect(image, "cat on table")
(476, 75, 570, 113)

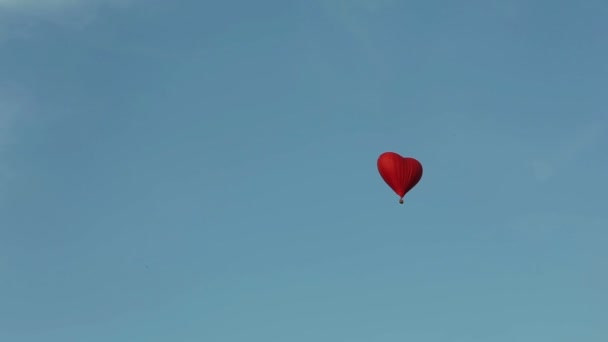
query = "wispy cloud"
(509, 212, 607, 238)
(319, 0, 396, 46)
(0, 0, 131, 11)
(0, 0, 135, 37)
(0, 85, 27, 191)
(505, 212, 607, 287)
(532, 121, 606, 182)
(315, 0, 397, 115)
(0, 1, 136, 185)
(0, 0, 81, 9)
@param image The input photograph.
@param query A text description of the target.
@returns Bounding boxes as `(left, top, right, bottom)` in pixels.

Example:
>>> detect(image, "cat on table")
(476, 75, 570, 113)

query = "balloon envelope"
(377, 152, 423, 203)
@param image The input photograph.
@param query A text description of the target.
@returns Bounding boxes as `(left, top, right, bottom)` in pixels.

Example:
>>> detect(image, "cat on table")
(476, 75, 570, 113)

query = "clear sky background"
(0, 1, 606, 341)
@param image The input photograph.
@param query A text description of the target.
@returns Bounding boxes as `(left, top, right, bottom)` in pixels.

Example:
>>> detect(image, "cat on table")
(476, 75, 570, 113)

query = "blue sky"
(0, 0, 607, 341)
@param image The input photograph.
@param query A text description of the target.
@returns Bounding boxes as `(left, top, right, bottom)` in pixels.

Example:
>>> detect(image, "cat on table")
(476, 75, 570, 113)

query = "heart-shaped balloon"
(377, 152, 423, 204)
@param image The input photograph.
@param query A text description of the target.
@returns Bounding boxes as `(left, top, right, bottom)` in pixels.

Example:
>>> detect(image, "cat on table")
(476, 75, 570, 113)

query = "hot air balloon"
(377, 152, 423, 204)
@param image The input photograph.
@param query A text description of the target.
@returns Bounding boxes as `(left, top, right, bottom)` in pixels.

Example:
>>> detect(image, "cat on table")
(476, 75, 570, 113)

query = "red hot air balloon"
(377, 152, 423, 204)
